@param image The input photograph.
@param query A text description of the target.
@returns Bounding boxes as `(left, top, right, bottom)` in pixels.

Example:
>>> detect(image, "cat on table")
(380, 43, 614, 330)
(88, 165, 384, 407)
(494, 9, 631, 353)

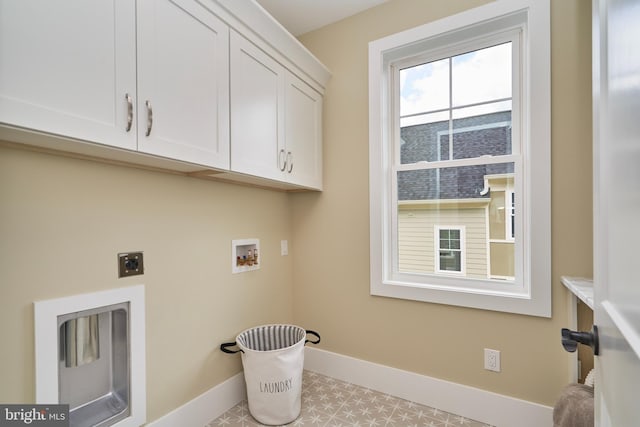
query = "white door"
(593, 0, 640, 425)
(0, 0, 136, 150)
(285, 73, 323, 190)
(229, 30, 285, 182)
(136, 0, 230, 169)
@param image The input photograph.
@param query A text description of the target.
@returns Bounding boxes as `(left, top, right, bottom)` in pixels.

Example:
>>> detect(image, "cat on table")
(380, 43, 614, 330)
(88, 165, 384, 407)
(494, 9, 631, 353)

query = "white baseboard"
(304, 347, 553, 427)
(147, 348, 553, 427)
(146, 373, 246, 427)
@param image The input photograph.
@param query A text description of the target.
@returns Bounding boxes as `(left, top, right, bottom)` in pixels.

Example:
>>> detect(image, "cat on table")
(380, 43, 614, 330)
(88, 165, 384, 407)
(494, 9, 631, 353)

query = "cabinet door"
(285, 74, 323, 190)
(0, 0, 136, 150)
(229, 30, 285, 182)
(136, 0, 229, 169)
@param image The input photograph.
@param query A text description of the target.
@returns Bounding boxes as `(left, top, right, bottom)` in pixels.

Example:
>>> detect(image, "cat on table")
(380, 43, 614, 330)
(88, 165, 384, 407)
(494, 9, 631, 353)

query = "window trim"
(368, 0, 550, 317)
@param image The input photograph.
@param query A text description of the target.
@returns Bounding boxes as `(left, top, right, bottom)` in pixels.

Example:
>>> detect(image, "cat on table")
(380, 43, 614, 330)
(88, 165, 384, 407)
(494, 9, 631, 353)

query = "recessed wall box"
(34, 285, 146, 427)
(232, 239, 260, 274)
(118, 252, 144, 278)
(58, 303, 130, 426)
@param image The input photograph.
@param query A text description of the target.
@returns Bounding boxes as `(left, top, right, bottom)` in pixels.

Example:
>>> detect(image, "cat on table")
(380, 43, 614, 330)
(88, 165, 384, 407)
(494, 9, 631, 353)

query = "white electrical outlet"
(281, 240, 288, 256)
(484, 348, 501, 372)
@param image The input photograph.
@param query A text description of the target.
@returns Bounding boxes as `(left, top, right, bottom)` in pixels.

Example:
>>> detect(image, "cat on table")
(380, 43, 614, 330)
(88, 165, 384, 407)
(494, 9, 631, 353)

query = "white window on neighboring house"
(435, 226, 465, 274)
(369, 0, 550, 316)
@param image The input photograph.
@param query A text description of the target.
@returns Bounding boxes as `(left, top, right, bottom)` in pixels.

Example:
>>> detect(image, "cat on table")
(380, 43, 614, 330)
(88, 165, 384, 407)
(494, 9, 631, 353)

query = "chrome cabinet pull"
(279, 149, 287, 171)
(287, 151, 293, 173)
(125, 94, 133, 132)
(145, 100, 153, 137)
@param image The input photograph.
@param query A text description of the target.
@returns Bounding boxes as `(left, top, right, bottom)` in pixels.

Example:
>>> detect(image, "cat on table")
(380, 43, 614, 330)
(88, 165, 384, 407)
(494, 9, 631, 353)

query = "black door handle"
(561, 325, 599, 356)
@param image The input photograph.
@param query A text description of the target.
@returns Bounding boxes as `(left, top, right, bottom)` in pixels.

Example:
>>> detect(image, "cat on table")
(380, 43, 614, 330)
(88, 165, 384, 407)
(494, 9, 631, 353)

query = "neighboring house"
(397, 111, 515, 280)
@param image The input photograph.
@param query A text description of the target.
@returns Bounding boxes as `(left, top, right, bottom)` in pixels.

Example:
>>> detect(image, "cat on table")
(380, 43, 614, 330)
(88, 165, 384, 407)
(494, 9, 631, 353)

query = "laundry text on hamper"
(259, 378, 293, 393)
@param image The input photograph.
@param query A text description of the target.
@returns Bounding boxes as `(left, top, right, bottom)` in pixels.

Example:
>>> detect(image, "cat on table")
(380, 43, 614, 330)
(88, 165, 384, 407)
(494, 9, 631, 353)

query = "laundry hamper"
(220, 324, 321, 425)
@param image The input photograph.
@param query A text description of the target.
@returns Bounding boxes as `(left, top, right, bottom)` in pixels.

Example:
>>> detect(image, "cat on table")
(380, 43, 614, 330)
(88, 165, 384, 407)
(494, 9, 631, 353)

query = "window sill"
(373, 278, 550, 317)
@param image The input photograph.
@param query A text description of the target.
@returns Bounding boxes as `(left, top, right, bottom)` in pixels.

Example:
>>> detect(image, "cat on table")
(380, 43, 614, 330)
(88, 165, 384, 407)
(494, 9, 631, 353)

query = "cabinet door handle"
(125, 94, 133, 132)
(279, 149, 287, 171)
(287, 151, 294, 173)
(145, 100, 153, 137)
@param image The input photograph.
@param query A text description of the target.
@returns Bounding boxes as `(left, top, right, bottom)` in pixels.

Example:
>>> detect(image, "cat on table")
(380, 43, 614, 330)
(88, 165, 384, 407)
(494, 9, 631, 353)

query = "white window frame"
(434, 121, 513, 162)
(435, 226, 466, 275)
(368, 0, 550, 317)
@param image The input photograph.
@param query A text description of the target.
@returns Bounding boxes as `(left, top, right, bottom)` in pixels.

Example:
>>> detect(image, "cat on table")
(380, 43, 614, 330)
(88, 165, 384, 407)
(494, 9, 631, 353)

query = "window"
(435, 227, 465, 274)
(369, 0, 550, 316)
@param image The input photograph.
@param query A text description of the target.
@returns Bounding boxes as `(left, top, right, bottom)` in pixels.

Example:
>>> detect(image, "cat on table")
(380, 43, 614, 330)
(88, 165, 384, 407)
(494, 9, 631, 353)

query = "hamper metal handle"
(305, 330, 321, 345)
(220, 342, 243, 354)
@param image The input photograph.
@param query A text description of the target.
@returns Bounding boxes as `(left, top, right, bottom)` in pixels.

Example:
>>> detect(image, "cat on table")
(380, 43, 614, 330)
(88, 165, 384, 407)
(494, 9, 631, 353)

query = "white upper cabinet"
(0, 0, 137, 150)
(285, 73, 323, 190)
(0, 0, 329, 190)
(230, 30, 323, 190)
(1, 0, 229, 169)
(137, 0, 229, 169)
(229, 31, 284, 182)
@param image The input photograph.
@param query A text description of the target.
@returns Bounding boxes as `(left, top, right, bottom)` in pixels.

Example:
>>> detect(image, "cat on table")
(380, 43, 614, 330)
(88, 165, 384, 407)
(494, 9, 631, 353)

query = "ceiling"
(255, 0, 389, 36)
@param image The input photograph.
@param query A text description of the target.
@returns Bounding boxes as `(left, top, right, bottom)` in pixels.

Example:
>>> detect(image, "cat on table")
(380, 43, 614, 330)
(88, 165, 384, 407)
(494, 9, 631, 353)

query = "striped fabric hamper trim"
(238, 325, 305, 352)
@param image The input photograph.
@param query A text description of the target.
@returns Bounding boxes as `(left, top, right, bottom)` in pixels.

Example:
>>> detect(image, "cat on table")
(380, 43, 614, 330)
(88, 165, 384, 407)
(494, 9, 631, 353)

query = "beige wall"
(293, 0, 593, 406)
(0, 145, 294, 421)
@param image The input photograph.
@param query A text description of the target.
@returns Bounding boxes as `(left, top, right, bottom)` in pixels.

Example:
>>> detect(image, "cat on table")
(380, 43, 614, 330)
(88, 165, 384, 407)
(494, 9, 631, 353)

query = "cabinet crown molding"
(210, 0, 331, 93)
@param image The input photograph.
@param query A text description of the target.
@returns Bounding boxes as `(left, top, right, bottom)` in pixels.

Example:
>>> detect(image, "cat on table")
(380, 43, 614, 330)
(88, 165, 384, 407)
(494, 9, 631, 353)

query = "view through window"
(395, 42, 516, 281)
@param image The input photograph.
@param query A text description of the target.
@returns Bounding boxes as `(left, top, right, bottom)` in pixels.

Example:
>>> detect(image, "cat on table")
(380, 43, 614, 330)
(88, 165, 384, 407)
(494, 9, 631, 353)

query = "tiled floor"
(207, 371, 492, 427)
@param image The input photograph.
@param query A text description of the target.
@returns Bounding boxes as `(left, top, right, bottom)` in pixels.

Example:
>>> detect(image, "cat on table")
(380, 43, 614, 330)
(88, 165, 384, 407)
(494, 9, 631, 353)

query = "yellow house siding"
(398, 206, 488, 278)
(490, 241, 515, 277)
